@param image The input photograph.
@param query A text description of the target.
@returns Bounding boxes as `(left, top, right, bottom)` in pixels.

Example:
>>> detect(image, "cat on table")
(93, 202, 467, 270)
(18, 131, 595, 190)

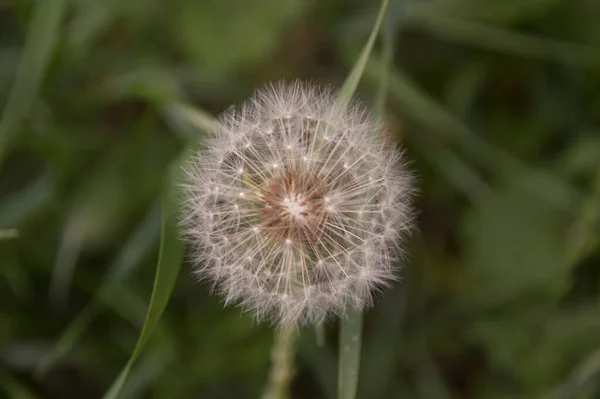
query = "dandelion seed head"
(182, 81, 415, 327)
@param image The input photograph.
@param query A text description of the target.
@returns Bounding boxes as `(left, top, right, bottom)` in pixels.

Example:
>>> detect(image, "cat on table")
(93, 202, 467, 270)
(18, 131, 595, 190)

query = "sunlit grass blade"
(338, 307, 363, 399)
(103, 160, 186, 399)
(336, 1, 391, 398)
(410, 14, 600, 67)
(105, 289, 175, 398)
(374, 0, 404, 118)
(359, 7, 411, 395)
(373, 25, 392, 119)
(35, 205, 161, 378)
(543, 346, 600, 399)
(337, 0, 390, 109)
(0, 228, 18, 239)
(162, 101, 222, 142)
(119, 350, 171, 399)
(0, 0, 67, 166)
(102, 67, 221, 142)
(49, 218, 84, 307)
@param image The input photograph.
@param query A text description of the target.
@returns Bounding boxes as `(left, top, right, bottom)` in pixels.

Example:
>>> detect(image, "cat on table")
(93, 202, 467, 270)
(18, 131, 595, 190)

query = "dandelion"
(182, 82, 414, 327)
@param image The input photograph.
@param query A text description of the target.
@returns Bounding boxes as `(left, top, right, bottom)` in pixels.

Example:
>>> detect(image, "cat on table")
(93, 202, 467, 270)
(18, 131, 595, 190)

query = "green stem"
(338, 307, 364, 399)
(263, 326, 297, 399)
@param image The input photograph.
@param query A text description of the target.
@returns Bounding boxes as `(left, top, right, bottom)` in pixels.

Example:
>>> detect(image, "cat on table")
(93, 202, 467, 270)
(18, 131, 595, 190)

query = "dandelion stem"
(263, 326, 297, 399)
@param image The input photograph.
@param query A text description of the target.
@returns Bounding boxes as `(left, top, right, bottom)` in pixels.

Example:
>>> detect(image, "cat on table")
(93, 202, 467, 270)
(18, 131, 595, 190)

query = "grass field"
(1, 0, 600, 398)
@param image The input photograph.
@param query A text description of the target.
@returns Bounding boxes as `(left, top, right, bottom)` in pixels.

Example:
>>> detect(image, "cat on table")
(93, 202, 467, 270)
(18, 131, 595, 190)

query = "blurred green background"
(1, 0, 600, 398)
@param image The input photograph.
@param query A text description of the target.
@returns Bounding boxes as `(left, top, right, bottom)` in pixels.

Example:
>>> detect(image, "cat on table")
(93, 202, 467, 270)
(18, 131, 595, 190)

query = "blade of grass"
(119, 350, 171, 399)
(106, 285, 174, 342)
(103, 158, 186, 399)
(162, 101, 221, 142)
(543, 346, 600, 399)
(103, 67, 221, 143)
(359, 6, 414, 397)
(336, 1, 391, 398)
(337, 0, 390, 109)
(338, 307, 364, 399)
(49, 217, 84, 307)
(373, 26, 392, 119)
(374, 0, 404, 118)
(0, 229, 18, 239)
(104, 288, 175, 397)
(97, 104, 216, 396)
(0, 0, 67, 166)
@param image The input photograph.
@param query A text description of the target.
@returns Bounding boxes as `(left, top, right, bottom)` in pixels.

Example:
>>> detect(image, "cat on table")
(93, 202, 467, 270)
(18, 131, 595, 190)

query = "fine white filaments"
(182, 82, 414, 327)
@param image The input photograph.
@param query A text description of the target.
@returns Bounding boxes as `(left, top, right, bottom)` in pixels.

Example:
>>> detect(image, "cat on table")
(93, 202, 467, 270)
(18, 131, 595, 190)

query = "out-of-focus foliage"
(1, 0, 599, 398)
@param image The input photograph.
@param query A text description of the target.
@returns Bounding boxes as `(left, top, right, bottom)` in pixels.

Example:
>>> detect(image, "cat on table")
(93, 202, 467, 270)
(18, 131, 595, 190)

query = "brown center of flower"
(258, 168, 326, 245)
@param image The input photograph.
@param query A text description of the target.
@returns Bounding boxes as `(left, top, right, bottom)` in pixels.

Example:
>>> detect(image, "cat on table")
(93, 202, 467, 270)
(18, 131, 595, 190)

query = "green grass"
(1, 0, 599, 398)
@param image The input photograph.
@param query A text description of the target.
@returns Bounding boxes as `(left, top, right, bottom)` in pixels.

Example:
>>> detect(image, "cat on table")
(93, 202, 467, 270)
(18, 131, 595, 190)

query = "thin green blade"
(103, 161, 185, 399)
(337, 0, 391, 109)
(336, 1, 391, 399)
(338, 307, 364, 399)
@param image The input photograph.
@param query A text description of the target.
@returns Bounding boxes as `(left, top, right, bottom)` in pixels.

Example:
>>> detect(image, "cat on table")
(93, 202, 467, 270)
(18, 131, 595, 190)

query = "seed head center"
(258, 168, 326, 243)
(283, 194, 307, 219)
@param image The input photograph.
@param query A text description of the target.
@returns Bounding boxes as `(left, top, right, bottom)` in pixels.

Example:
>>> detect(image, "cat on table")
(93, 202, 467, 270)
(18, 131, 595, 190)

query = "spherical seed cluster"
(182, 82, 414, 327)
